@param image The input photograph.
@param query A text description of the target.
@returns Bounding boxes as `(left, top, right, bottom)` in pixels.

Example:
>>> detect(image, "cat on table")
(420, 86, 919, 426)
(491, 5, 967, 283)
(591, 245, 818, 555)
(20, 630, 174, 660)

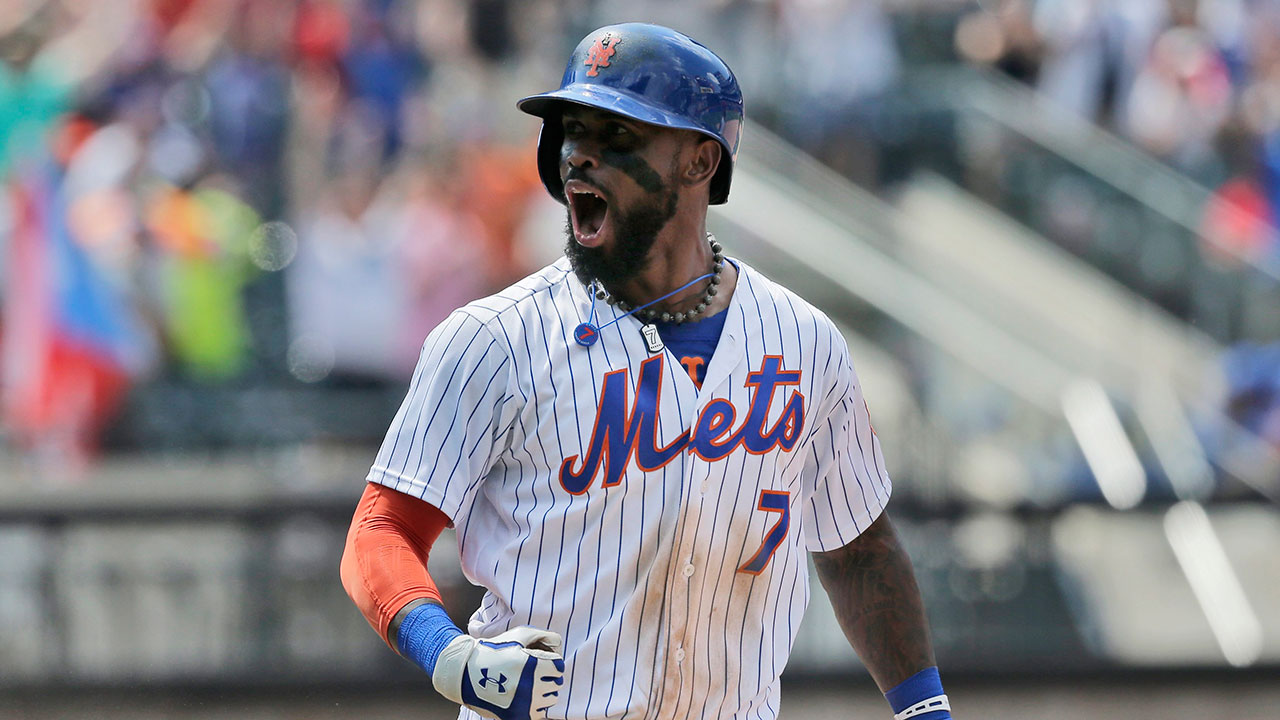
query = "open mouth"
(566, 180, 610, 247)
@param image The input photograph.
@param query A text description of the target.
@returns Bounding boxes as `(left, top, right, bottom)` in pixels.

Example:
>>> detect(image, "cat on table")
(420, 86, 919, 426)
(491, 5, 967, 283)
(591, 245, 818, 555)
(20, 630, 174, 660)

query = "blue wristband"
(396, 602, 464, 675)
(885, 666, 951, 719)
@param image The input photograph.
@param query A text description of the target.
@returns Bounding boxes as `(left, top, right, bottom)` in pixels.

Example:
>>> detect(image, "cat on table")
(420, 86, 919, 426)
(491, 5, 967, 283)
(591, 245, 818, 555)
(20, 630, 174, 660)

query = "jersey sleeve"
(800, 337, 892, 552)
(365, 310, 515, 525)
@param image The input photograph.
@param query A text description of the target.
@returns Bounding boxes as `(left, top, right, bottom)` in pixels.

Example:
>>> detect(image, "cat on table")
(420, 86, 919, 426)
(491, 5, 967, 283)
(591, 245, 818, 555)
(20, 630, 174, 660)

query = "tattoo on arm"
(812, 512, 936, 692)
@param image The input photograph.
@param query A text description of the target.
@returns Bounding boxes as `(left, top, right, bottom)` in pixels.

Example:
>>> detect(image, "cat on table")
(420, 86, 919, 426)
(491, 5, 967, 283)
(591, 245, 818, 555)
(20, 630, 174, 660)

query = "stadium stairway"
(710, 122, 1280, 670)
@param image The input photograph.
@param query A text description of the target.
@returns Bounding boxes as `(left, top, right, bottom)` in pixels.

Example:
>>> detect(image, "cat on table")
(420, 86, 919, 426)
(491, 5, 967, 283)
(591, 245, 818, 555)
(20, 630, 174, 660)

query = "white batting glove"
(432, 626, 565, 720)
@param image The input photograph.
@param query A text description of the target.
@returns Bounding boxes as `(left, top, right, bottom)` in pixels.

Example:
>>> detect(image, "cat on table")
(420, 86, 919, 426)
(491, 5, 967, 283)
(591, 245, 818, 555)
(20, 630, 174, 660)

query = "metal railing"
(906, 66, 1280, 344)
(719, 124, 1278, 667)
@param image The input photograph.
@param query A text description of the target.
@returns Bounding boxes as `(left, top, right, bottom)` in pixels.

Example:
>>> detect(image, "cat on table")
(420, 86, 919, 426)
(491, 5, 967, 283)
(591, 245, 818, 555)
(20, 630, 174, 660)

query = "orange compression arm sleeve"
(340, 482, 452, 648)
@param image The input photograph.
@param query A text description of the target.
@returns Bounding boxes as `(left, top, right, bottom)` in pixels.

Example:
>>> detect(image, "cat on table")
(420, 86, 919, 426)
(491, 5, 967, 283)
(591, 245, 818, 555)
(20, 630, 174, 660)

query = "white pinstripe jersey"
(367, 256, 891, 720)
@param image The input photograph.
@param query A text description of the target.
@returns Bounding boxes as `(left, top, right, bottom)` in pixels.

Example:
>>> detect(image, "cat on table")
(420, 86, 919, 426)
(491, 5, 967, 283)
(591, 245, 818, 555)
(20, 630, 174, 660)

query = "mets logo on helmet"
(584, 33, 618, 77)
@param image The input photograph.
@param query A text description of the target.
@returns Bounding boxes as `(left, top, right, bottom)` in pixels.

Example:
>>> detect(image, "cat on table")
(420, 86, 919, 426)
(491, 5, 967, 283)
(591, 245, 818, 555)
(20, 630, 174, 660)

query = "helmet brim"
(519, 85, 717, 140)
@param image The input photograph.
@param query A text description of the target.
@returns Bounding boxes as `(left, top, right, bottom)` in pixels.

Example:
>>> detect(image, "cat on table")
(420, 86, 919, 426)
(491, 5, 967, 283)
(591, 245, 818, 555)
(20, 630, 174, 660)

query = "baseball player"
(341, 23, 952, 720)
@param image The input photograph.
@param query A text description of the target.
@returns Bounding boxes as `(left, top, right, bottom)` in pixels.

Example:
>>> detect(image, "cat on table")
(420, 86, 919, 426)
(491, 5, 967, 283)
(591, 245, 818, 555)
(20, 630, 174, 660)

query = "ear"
(682, 138, 722, 190)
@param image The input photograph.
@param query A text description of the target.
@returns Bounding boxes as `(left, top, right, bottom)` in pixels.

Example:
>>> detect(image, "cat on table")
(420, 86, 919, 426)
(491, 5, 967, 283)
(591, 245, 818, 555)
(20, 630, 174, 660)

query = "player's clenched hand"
(431, 626, 565, 720)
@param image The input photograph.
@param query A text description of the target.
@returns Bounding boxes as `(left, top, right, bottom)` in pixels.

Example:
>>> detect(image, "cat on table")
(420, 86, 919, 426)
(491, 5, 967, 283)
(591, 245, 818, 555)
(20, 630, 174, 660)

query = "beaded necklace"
(573, 233, 725, 353)
(597, 233, 723, 325)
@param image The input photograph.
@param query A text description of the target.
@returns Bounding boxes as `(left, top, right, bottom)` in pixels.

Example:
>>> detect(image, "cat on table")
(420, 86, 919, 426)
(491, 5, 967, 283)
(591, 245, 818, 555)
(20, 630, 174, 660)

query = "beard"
(564, 184, 679, 290)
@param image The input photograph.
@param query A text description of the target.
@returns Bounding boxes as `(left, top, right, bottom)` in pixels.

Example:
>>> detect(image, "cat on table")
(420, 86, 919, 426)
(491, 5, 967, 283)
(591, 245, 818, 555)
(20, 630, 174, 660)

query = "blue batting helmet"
(517, 23, 744, 205)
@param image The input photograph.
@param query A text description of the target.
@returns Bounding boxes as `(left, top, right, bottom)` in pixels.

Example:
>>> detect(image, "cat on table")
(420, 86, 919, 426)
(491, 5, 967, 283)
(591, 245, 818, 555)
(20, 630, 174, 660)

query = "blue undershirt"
(651, 306, 727, 388)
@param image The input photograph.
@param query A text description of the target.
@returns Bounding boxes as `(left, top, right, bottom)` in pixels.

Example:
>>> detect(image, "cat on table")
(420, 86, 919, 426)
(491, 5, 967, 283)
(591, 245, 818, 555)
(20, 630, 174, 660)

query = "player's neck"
(614, 222, 736, 318)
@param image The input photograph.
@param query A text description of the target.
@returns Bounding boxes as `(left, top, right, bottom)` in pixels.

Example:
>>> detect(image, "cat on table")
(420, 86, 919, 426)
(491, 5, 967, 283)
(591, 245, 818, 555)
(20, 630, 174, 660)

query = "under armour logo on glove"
(433, 626, 565, 720)
(478, 668, 508, 692)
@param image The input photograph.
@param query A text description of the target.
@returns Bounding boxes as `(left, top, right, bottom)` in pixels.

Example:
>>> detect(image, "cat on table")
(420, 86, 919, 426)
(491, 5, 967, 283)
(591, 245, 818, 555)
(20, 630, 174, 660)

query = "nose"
(561, 136, 600, 173)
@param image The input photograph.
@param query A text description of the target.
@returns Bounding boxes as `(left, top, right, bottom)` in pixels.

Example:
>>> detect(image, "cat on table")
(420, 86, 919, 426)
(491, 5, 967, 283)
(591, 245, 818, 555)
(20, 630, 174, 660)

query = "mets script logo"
(583, 33, 617, 77)
(560, 355, 805, 493)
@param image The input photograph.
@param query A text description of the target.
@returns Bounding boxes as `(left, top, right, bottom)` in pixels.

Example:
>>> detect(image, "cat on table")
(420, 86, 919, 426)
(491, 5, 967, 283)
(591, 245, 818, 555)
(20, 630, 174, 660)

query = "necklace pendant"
(574, 322, 600, 347)
(641, 324, 664, 353)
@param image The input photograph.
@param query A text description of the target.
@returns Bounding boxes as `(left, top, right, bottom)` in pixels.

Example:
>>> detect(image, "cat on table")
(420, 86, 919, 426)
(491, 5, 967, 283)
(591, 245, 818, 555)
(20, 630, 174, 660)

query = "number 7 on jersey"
(737, 490, 790, 575)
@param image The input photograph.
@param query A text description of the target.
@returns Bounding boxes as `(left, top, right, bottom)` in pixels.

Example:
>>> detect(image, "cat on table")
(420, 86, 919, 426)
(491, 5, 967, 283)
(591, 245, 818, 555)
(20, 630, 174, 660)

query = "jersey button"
(674, 647, 685, 662)
(682, 563, 695, 577)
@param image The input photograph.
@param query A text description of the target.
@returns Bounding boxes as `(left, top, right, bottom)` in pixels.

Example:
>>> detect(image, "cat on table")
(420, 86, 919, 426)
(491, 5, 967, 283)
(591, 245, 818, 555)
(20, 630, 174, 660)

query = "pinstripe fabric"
(367, 257, 891, 720)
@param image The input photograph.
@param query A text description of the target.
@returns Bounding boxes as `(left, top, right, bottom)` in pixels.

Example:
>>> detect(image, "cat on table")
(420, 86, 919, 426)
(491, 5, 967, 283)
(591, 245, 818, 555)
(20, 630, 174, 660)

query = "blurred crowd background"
(3, 0, 1280, 470)
(2, 0, 1279, 710)
(1, 0, 557, 471)
(3, 0, 1280, 471)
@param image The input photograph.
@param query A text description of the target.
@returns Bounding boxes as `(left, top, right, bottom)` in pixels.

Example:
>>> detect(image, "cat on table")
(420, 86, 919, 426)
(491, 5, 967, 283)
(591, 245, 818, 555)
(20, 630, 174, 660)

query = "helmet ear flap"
(709, 158, 733, 205)
(536, 118, 567, 204)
